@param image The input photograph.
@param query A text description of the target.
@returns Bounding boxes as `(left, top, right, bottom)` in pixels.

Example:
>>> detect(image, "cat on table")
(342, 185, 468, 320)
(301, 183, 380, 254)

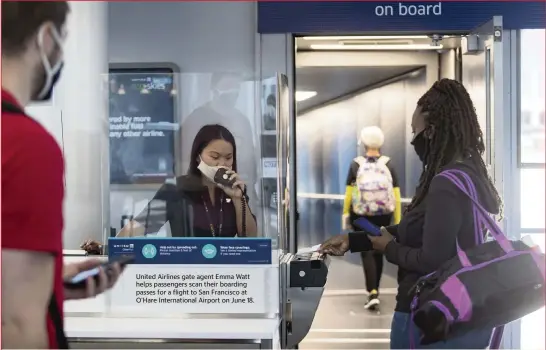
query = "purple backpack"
(409, 169, 545, 348)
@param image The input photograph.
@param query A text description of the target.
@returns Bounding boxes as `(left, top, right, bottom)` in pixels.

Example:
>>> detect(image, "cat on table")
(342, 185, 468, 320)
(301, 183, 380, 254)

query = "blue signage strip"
(108, 238, 272, 265)
(258, 1, 546, 34)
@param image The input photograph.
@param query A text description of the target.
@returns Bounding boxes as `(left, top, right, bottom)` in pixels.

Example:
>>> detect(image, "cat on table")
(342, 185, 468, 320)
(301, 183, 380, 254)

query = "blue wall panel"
(258, 1, 546, 34)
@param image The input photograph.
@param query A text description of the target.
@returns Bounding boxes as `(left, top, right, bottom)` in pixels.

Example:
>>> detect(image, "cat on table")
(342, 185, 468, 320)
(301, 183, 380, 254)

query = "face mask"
(411, 130, 430, 165)
(34, 26, 64, 101)
(197, 158, 224, 182)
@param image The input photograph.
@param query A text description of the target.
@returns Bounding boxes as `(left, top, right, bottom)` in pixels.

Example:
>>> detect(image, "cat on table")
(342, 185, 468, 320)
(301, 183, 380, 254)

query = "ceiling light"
(309, 44, 444, 51)
(302, 35, 437, 41)
(296, 91, 317, 102)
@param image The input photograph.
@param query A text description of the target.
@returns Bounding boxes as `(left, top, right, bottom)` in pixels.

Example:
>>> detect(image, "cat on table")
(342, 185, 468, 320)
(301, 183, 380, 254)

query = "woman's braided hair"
(407, 79, 502, 214)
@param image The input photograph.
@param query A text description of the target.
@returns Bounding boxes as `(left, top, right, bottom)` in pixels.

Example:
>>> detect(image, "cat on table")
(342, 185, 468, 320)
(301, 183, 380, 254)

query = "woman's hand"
(218, 170, 245, 199)
(63, 259, 122, 300)
(318, 233, 350, 256)
(368, 227, 395, 253)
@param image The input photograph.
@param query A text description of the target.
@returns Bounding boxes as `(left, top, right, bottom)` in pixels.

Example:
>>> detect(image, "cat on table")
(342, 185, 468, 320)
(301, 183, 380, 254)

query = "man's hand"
(63, 259, 122, 300)
(368, 227, 395, 253)
(319, 233, 350, 256)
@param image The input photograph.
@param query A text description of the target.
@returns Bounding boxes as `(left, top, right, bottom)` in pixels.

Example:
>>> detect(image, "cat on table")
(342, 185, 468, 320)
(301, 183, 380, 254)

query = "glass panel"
(260, 76, 280, 248)
(520, 168, 545, 229)
(101, 71, 286, 245)
(520, 29, 545, 164)
(520, 233, 545, 350)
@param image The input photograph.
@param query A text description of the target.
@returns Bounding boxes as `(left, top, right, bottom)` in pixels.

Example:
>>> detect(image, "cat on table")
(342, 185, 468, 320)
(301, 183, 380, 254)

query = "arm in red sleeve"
(2, 127, 65, 253)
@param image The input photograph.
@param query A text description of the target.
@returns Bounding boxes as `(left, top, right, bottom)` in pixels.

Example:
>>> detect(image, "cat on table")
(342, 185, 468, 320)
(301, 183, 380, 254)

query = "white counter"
(63, 251, 281, 348)
(66, 316, 279, 343)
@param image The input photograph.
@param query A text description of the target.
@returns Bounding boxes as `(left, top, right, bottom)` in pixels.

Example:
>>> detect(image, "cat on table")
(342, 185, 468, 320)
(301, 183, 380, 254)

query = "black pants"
(350, 213, 392, 293)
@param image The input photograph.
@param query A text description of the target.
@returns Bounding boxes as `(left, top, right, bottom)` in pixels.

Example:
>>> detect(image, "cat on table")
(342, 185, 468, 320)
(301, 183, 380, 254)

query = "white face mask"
(197, 158, 226, 182)
(35, 26, 64, 101)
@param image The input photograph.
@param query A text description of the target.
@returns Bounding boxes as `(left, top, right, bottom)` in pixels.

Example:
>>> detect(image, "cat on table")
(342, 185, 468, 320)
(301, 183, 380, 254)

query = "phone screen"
(70, 267, 100, 284)
(353, 218, 381, 236)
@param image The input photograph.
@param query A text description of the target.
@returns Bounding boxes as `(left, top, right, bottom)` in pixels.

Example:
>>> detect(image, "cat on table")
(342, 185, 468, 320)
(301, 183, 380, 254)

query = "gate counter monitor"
(109, 67, 176, 185)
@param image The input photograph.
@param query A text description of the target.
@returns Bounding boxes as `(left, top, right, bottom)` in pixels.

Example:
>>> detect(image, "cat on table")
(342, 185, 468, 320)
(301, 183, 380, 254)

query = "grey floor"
(300, 256, 397, 349)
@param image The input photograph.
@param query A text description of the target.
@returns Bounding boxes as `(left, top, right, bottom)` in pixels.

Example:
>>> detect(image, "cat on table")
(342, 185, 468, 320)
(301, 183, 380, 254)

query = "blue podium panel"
(258, 1, 546, 34)
(108, 237, 272, 265)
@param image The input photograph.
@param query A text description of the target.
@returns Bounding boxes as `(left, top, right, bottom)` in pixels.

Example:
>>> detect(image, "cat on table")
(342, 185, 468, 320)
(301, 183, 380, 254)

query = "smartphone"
(213, 168, 235, 187)
(353, 218, 381, 236)
(64, 255, 135, 289)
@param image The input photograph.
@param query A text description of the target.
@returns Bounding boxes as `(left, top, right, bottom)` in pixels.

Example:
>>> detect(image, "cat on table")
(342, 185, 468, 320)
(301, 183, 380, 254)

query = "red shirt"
(1, 89, 65, 348)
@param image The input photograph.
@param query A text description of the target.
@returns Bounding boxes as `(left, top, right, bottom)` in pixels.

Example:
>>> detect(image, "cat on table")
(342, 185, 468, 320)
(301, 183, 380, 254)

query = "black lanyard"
(2, 101, 24, 114)
(202, 193, 224, 237)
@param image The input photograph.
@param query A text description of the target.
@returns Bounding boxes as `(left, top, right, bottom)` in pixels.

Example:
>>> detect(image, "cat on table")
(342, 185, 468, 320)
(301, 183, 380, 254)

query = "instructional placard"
(110, 266, 270, 313)
(108, 238, 272, 265)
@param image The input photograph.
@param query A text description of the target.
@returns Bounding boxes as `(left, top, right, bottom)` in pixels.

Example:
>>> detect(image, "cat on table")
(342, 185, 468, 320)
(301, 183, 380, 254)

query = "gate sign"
(258, 1, 546, 34)
(109, 265, 271, 314)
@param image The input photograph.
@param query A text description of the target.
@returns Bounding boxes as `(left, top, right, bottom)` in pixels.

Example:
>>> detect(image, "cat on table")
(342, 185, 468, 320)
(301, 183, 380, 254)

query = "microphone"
(212, 168, 248, 237)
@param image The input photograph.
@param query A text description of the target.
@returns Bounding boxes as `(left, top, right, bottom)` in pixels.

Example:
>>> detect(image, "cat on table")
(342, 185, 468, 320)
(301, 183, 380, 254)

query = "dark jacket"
(134, 175, 253, 237)
(348, 158, 499, 312)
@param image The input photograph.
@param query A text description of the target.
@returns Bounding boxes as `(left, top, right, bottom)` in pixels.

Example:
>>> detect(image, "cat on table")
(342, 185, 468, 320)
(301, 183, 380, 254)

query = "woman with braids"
(320, 79, 500, 349)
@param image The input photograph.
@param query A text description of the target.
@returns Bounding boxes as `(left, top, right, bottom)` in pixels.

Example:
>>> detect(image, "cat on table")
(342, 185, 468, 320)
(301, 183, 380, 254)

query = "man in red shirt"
(2, 2, 122, 348)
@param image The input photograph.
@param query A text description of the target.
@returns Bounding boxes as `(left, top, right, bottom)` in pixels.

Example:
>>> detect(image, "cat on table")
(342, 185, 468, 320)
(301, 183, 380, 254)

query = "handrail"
(297, 192, 412, 204)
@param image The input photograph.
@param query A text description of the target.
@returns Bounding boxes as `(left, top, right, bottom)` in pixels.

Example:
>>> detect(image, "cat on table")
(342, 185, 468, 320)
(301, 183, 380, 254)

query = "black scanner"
(289, 252, 329, 288)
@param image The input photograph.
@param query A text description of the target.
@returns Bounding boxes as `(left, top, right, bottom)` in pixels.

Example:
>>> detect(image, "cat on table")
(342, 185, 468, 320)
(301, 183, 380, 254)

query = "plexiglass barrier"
(64, 71, 291, 319)
(101, 72, 291, 247)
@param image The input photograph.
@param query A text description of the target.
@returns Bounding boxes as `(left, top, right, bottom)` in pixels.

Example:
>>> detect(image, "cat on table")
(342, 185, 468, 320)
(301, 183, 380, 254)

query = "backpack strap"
(354, 156, 366, 166)
(49, 294, 69, 349)
(377, 155, 390, 165)
(438, 169, 513, 254)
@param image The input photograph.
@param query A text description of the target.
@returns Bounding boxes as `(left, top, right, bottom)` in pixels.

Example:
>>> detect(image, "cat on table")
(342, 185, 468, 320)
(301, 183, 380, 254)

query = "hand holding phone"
(353, 217, 381, 236)
(63, 255, 134, 298)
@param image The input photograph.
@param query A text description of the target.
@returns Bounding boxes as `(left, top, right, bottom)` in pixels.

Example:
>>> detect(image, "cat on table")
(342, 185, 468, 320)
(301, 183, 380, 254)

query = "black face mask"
(411, 131, 429, 165)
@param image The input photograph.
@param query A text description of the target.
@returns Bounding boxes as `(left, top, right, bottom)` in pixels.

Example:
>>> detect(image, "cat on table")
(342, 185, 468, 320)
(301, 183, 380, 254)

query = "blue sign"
(108, 238, 272, 265)
(258, 1, 545, 34)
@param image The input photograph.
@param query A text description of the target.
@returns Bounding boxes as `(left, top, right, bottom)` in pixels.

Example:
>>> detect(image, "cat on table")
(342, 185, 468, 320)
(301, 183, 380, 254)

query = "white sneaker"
(364, 293, 380, 310)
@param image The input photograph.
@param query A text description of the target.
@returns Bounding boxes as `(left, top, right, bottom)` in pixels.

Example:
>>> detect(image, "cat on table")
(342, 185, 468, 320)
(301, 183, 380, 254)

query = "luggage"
(409, 169, 545, 348)
(352, 156, 395, 216)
